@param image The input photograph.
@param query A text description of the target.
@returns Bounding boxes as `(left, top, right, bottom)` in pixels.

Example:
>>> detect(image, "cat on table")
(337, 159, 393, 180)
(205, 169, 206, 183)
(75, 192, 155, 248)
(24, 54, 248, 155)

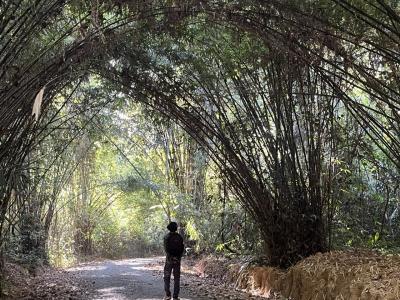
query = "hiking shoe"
(164, 297, 171, 300)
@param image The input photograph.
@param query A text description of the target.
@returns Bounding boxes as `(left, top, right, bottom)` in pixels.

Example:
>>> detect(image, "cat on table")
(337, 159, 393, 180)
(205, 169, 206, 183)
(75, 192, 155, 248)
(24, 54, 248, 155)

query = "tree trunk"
(260, 205, 326, 268)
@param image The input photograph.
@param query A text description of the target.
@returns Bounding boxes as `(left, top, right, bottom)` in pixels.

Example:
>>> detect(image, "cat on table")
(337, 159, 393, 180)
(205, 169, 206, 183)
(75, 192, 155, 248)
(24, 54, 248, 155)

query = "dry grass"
(281, 250, 400, 300)
(223, 250, 400, 300)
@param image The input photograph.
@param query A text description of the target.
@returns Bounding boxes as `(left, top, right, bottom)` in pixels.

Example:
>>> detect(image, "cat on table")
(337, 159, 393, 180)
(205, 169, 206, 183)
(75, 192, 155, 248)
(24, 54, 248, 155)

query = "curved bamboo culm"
(0, 0, 399, 269)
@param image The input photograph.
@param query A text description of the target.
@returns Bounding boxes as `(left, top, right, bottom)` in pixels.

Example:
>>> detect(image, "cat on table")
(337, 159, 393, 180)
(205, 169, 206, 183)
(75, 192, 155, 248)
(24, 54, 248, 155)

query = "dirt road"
(67, 257, 267, 300)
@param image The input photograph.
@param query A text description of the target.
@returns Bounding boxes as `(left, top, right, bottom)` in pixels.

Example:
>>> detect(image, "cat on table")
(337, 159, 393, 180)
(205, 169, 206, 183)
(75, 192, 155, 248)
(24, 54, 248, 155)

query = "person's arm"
(179, 234, 184, 257)
(163, 234, 169, 254)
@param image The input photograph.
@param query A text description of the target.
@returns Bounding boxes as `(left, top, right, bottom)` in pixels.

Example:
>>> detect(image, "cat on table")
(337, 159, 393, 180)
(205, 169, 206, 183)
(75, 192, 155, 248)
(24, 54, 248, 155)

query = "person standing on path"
(163, 221, 184, 300)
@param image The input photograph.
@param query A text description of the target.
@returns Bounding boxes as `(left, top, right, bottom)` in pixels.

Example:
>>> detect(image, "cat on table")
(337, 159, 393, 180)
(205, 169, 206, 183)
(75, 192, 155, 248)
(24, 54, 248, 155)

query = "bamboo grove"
(0, 0, 399, 273)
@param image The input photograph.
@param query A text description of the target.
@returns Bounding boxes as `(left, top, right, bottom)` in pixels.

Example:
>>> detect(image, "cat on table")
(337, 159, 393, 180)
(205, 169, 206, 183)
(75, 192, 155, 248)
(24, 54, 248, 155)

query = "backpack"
(166, 232, 184, 257)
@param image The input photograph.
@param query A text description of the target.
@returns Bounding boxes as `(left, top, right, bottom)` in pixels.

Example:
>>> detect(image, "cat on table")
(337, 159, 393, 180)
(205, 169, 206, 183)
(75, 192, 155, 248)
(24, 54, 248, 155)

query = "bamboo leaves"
(32, 87, 45, 121)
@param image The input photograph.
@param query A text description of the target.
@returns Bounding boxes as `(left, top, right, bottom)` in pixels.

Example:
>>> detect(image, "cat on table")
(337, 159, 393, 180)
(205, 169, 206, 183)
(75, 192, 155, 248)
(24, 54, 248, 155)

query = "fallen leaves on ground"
(2, 262, 92, 299)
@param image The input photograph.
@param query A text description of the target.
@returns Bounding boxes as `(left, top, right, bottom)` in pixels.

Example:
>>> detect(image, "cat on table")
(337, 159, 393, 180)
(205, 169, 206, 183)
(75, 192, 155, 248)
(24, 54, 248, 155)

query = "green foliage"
(5, 212, 47, 269)
(1, 0, 399, 273)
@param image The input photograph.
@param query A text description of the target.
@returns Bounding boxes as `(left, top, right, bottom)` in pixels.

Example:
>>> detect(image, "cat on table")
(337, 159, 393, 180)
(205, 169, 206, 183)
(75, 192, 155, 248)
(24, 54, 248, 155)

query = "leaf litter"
(2, 262, 91, 299)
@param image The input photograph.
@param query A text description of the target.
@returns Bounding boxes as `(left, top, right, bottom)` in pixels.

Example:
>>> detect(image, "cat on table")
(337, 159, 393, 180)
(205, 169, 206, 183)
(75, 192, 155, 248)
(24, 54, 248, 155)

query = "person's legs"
(164, 259, 173, 298)
(172, 260, 181, 299)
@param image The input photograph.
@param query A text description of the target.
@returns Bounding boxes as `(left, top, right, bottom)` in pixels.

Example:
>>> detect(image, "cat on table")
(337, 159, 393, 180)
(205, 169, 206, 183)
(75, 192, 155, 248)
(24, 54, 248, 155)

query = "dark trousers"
(164, 257, 181, 298)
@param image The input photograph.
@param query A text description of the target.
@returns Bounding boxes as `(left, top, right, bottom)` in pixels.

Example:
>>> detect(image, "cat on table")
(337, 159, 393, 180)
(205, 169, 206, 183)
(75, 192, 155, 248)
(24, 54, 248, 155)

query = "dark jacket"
(163, 232, 184, 259)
